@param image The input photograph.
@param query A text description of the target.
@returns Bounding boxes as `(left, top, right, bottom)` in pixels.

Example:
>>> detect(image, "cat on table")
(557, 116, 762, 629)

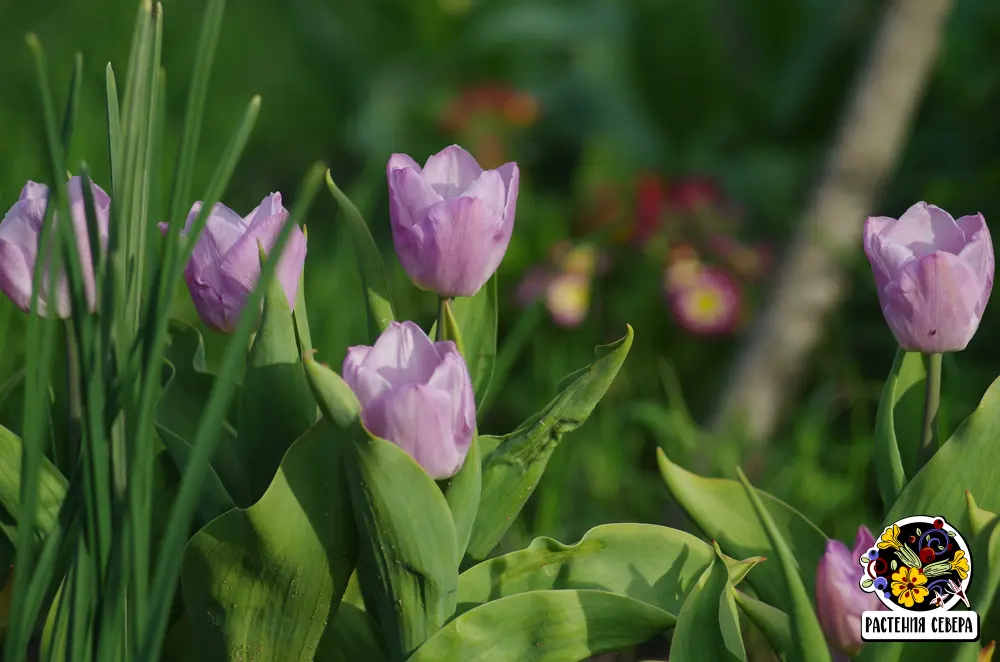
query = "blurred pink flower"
(515, 266, 552, 308)
(663, 244, 703, 290)
(545, 271, 591, 328)
(667, 265, 741, 336)
(667, 176, 721, 215)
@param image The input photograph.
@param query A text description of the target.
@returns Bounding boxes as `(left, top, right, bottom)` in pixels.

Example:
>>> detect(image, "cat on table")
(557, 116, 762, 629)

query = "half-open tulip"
(0, 177, 110, 317)
(816, 526, 883, 657)
(864, 203, 993, 353)
(343, 321, 475, 479)
(387, 145, 519, 297)
(162, 193, 306, 334)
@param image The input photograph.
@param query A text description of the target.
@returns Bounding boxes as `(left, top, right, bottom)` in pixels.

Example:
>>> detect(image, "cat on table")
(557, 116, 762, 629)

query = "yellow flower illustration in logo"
(891, 566, 929, 608)
(950, 550, 970, 580)
(878, 524, 902, 550)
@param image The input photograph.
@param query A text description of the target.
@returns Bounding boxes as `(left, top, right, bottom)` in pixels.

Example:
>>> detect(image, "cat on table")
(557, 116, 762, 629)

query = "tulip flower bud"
(342, 321, 476, 479)
(816, 526, 884, 656)
(0, 177, 110, 317)
(161, 193, 306, 334)
(864, 203, 994, 353)
(387, 145, 519, 297)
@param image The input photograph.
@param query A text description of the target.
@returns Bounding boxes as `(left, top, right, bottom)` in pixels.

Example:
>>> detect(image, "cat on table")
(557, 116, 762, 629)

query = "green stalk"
(436, 297, 450, 342)
(917, 353, 942, 469)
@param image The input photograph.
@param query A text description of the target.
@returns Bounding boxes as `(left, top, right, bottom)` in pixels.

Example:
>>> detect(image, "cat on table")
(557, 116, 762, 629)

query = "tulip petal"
(884, 202, 967, 257)
(881, 251, 983, 352)
(389, 167, 443, 230)
(19, 181, 49, 202)
(852, 526, 875, 559)
(416, 197, 503, 297)
(184, 201, 249, 285)
(218, 203, 305, 317)
(462, 169, 506, 220)
(363, 384, 466, 480)
(957, 213, 994, 316)
(0, 238, 35, 314)
(387, 153, 422, 177)
(363, 320, 441, 384)
(343, 345, 393, 404)
(864, 216, 904, 291)
(427, 343, 476, 441)
(421, 145, 484, 198)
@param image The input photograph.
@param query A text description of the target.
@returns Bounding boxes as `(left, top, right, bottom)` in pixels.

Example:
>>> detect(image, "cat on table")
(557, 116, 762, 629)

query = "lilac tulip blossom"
(864, 203, 993, 353)
(816, 526, 884, 658)
(387, 145, 519, 298)
(343, 321, 476, 479)
(0, 177, 110, 317)
(161, 193, 306, 334)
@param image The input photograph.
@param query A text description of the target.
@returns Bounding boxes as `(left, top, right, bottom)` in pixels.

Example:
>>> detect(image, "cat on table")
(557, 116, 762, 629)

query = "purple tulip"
(343, 321, 476, 479)
(161, 193, 306, 334)
(0, 177, 110, 317)
(864, 202, 994, 353)
(816, 526, 884, 657)
(387, 145, 519, 297)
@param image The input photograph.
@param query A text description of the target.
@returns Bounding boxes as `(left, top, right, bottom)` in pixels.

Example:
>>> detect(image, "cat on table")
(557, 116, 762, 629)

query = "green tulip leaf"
(733, 589, 792, 660)
(458, 523, 762, 617)
(325, 171, 394, 342)
(155, 424, 234, 525)
(315, 602, 390, 662)
(886, 375, 1000, 527)
(302, 354, 362, 429)
(429, 275, 498, 409)
(409, 589, 675, 662)
(441, 434, 481, 560)
(342, 429, 458, 659)
(656, 448, 827, 607)
(466, 325, 633, 563)
(293, 236, 313, 355)
(736, 468, 831, 662)
(180, 421, 357, 661)
(0, 423, 67, 545)
(237, 251, 317, 504)
(159, 319, 249, 505)
(873, 349, 926, 510)
(966, 491, 998, 537)
(669, 542, 747, 662)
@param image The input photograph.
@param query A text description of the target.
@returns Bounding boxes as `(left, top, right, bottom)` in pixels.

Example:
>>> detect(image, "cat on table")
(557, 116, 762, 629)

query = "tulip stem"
(436, 297, 450, 343)
(918, 352, 942, 468)
(64, 323, 82, 471)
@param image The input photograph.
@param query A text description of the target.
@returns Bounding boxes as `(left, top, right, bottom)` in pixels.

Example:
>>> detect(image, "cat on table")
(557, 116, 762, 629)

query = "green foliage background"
(2, 0, 1000, 555)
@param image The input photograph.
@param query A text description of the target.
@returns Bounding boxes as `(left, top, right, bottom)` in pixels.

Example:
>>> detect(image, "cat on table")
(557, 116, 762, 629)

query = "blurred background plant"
(2, 0, 1000, 598)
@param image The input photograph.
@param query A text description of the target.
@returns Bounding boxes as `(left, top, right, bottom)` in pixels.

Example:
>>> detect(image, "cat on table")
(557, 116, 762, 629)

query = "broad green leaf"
(159, 320, 249, 505)
(457, 524, 762, 617)
(733, 589, 792, 660)
(429, 275, 498, 408)
(442, 434, 481, 560)
(180, 421, 357, 661)
(886, 375, 1000, 527)
(155, 424, 233, 525)
(656, 448, 827, 607)
(409, 589, 675, 662)
(325, 171, 394, 341)
(342, 431, 458, 660)
(873, 349, 926, 510)
(737, 468, 830, 662)
(315, 603, 389, 662)
(967, 491, 999, 537)
(466, 325, 633, 562)
(0, 424, 66, 545)
(236, 251, 317, 504)
(953, 516, 1000, 662)
(669, 542, 746, 662)
(293, 254, 313, 355)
